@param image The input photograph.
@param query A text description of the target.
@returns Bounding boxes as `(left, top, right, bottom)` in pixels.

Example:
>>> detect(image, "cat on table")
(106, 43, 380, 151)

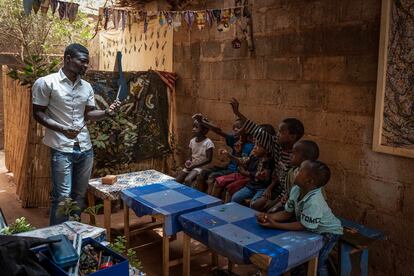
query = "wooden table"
(121, 180, 222, 276)
(179, 202, 324, 276)
(87, 170, 173, 239)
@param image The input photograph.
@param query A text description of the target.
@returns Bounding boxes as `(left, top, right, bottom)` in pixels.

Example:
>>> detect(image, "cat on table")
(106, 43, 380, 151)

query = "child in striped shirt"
(230, 98, 304, 211)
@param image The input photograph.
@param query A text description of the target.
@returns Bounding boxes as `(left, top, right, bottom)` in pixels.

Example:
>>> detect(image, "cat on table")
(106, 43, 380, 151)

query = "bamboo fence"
(2, 65, 169, 208)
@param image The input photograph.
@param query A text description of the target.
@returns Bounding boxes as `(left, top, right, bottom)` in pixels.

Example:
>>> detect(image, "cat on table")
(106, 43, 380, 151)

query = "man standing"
(32, 43, 120, 225)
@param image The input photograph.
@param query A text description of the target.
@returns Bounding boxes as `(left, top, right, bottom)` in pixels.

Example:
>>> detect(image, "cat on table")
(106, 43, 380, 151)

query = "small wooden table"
(179, 202, 324, 276)
(87, 170, 173, 239)
(121, 180, 222, 276)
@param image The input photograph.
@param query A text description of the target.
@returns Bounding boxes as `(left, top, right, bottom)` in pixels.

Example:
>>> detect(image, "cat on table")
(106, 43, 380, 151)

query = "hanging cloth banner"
(183, 11, 195, 28)
(195, 11, 206, 30)
(23, 0, 34, 15)
(23, 0, 79, 19)
(98, 3, 252, 32)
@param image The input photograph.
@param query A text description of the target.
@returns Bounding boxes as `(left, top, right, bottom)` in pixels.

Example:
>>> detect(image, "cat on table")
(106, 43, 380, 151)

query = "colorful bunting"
(195, 11, 206, 30)
(158, 12, 165, 26)
(23, 0, 33, 15)
(172, 13, 182, 29)
(50, 0, 58, 15)
(205, 10, 214, 27)
(183, 11, 195, 28)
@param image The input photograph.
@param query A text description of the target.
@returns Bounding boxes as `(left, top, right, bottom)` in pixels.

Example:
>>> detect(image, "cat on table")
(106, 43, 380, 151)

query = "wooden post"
(183, 233, 191, 276)
(211, 252, 218, 268)
(307, 256, 318, 276)
(103, 199, 111, 241)
(162, 230, 170, 276)
(123, 201, 130, 248)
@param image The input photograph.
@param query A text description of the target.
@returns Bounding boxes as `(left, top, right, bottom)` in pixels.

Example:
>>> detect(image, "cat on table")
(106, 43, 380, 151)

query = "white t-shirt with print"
(189, 137, 214, 165)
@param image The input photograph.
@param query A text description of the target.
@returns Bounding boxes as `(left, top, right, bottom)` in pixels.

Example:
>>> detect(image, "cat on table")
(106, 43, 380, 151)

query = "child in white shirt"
(175, 120, 214, 186)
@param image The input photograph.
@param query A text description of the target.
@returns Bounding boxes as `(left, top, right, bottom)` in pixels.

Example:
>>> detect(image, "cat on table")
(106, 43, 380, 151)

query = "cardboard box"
(102, 175, 117, 185)
(38, 238, 129, 276)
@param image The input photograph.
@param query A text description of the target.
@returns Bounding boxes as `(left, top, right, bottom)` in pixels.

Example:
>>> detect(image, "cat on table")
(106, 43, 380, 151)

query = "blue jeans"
(50, 146, 93, 225)
(231, 186, 265, 204)
(318, 233, 340, 276)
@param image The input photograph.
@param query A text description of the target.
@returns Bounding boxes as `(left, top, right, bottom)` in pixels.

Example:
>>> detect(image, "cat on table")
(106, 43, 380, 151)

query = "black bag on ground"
(0, 235, 59, 276)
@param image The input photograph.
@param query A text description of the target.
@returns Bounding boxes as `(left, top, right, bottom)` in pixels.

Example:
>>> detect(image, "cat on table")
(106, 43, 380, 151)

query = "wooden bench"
(338, 217, 385, 276)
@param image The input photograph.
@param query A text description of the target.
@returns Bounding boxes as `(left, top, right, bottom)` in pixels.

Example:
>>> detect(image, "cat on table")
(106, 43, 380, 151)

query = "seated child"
(192, 114, 254, 192)
(262, 140, 320, 213)
(175, 120, 214, 186)
(256, 160, 343, 276)
(230, 98, 305, 212)
(229, 139, 275, 206)
(212, 124, 275, 199)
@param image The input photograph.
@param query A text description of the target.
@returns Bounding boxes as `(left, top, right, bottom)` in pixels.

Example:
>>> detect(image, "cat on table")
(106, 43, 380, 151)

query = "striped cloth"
(154, 70, 177, 93)
(243, 120, 292, 197)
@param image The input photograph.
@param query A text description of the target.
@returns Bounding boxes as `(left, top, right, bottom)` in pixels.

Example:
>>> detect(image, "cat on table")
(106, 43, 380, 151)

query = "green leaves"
(109, 236, 143, 270)
(0, 217, 35, 234)
(0, 0, 93, 86)
(7, 55, 60, 87)
(57, 197, 81, 221)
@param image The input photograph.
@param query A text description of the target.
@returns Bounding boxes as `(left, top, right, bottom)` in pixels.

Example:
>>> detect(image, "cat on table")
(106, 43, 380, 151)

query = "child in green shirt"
(257, 160, 342, 276)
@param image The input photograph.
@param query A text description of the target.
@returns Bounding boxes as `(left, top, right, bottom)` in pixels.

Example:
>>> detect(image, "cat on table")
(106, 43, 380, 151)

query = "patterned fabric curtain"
(84, 70, 171, 175)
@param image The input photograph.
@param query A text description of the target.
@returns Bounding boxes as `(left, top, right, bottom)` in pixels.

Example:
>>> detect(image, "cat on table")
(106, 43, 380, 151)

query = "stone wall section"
(173, 0, 414, 274)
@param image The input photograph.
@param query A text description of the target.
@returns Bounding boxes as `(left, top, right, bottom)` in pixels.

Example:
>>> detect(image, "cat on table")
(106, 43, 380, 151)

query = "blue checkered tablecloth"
(121, 180, 222, 236)
(179, 202, 324, 274)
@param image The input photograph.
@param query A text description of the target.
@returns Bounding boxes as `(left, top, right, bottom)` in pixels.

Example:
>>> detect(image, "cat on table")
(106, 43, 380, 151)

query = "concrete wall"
(173, 0, 414, 274)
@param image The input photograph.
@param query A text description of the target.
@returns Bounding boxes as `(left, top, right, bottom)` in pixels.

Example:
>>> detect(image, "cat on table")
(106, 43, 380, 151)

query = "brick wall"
(173, 0, 414, 274)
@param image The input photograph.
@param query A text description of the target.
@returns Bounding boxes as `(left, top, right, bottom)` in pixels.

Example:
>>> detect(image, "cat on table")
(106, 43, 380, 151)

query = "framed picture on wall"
(373, 0, 414, 158)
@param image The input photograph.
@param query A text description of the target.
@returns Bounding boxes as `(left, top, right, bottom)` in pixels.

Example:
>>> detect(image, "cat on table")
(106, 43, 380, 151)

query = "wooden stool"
(338, 218, 384, 276)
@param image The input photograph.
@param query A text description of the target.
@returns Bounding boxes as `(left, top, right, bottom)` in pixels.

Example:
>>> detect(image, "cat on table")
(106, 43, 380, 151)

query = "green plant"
(7, 55, 60, 87)
(0, 0, 93, 61)
(1, 217, 35, 234)
(57, 197, 81, 222)
(0, 0, 93, 86)
(83, 203, 103, 226)
(109, 236, 143, 270)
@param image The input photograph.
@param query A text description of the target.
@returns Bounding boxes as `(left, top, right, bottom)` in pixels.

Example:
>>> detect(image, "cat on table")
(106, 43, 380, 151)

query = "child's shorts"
(215, 173, 249, 195)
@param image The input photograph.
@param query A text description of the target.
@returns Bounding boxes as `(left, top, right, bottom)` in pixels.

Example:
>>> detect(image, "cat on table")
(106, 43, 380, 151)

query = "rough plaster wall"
(173, 0, 414, 274)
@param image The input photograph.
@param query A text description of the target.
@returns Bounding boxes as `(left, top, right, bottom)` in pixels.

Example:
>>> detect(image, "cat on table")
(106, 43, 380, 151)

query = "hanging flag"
(165, 11, 173, 26)
(58, 1, 67, 20)
(205, 9, 214, 27)
(229, 9, 237, 25)
(104, 8, 110, 30)
(121, 10, 126, 31)
(23, 0, 33, 15)
(183, 11, 195, 28)
(33, 0, 41, 14)
(172, 12, 182, 29)
(40, 0, 50, 14)
(195, 11, 206, 30)
(221, 9, 230, 26)
(113, 9, 120, 30)
(143, 11, 148, 33)
(158, 11, 165, 26)
(128, 11, 132, 32)
(212, 9, 221, 24)
(50, 0, 58, 15)
(67, 2, 79, 22)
